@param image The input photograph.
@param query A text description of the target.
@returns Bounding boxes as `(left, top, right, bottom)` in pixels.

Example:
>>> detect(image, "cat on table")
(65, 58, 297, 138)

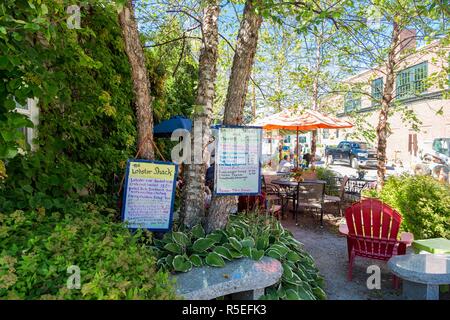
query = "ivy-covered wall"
(0, 1, 136, 212)
(0, 1, 198, 213)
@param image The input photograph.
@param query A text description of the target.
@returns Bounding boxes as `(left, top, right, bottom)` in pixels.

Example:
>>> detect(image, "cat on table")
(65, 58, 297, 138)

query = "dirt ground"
(281, 207, 449, 300)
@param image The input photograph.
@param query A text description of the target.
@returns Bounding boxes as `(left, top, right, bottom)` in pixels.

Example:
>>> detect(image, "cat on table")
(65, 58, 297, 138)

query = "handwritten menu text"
(122, 160, 177, 231)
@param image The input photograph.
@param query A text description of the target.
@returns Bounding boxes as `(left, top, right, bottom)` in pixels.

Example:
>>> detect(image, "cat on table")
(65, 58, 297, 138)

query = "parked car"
(325, 141, 377, 169)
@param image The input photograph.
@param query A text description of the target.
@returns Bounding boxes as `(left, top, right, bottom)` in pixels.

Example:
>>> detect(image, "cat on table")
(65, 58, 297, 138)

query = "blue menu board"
(214, 126, 262, 195)
(121, 159, 178, 232)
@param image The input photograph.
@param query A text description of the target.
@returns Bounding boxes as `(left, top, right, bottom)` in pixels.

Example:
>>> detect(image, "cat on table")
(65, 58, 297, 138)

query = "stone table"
(172, 257, 282, 300)
(388, 254, 450, 300)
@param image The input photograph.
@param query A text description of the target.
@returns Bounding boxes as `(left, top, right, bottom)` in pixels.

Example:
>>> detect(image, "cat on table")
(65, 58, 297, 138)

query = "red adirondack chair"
(339, 198, 413, 282)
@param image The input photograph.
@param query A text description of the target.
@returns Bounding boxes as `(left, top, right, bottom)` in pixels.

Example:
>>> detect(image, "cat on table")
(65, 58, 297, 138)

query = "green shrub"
(363, 174, 450, 239)
(153, 213, 326, 300)
(0, 203, 176, 300)
(315, 167, 339, 196)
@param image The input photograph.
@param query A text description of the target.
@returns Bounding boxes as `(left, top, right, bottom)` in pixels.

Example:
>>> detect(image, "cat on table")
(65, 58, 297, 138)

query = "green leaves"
(172, 232, 189, 246)
(172, 255, 192, 272)
(364, 175, 450, 239)
(0, 203, 178, 300)
(189, 254, 203, 267)
(249, 248, 264, 261)
(240, 237, 255, 248)
(40, 4, 48, 15)
(286, 251, 301, 263)
(192, 238, 216, 253)
(153, 213, 326, 301)
(163, 243, 182, 255)
(191, 224, 205, 239)
(213, 246, 233, 260)
(228, 237, 242, 252)
(205, 252, 225, 268)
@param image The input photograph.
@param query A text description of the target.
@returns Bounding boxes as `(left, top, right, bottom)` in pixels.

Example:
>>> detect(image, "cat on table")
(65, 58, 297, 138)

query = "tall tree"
(118, 0, 154, 159)
(205, 0, 263, 233)
(309, 25, 326, 167)
(375, 20, 401, 191)
(330, 0, 449, 189)
(181, 0, 220, 228)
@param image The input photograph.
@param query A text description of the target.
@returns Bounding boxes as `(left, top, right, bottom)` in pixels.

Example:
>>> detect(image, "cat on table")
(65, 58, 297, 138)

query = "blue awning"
(153, 116, 192, 138)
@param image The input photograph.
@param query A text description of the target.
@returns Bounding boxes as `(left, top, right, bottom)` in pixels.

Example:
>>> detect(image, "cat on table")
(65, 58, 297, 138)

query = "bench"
(172, 257, 282, 300)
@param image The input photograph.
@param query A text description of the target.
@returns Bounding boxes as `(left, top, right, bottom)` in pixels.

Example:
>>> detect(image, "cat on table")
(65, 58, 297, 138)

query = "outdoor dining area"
(237, 108, 361, 226)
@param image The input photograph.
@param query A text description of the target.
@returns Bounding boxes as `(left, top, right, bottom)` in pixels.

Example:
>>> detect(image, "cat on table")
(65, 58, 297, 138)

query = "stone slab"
(172, 257, 282, 300)
(388, 254, 450, 285)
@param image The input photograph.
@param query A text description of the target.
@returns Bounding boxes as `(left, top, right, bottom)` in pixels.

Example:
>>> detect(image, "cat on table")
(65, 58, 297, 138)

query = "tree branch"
(144, 35, 201, 48)
(218, 33, 267, 99)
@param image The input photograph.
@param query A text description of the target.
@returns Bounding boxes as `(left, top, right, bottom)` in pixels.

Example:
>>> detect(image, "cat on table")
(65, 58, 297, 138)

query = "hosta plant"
(153, 213, 326, 300)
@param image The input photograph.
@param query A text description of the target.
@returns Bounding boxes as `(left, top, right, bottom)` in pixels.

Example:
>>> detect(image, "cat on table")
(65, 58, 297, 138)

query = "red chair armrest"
(339, 223, 349, 236)
(399, 232, 414, 246)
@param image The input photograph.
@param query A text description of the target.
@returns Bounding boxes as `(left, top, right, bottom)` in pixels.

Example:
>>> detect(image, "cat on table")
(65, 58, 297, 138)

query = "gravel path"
(282, 214, 403, 300)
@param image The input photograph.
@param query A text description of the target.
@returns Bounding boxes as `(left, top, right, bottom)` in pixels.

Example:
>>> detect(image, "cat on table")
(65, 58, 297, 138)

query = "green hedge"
(0, 203, 176, 300)
(363, 175, 450, 239)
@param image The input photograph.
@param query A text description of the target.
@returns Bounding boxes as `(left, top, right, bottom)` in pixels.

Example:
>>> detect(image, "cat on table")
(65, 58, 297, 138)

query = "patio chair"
(339, 198, 414, 282)
(262, 175, 283, 219)
(263, 175, 293, 218)
(324, 175, 349, 216)
(294, 182, 325, 226)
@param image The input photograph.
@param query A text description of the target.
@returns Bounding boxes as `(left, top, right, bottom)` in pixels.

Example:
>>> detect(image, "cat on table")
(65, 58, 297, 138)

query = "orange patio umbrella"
(254, 109, 353, 130)
(252, 109, 353, 166)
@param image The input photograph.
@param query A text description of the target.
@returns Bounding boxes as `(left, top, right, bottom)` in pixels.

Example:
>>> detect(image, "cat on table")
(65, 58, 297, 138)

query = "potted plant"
(290, 167, 304, 182)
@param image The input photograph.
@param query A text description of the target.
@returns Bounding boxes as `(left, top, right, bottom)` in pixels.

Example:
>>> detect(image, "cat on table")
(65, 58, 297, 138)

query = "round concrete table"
(388, 254, 450, 300)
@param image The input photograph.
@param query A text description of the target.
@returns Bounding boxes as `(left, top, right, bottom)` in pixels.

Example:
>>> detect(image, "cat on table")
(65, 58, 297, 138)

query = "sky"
(133, 0, 449, 119)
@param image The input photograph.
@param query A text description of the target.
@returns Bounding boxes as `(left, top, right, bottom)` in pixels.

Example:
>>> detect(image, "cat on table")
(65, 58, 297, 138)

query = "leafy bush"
(315, 167, 339, 196)
(0, 203, 176, 300)
(153, 213, 326, 300)
(363, 174, 450, 239)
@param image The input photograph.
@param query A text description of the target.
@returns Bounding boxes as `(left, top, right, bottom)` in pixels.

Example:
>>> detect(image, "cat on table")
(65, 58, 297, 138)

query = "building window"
(336, 129, 339, 139)
(396, 62, 428, 99)
(14, 97, 39, 151)
(344, 92, 361, 113)
(322, 129, 330, 139)
(371, 77, 383, 106)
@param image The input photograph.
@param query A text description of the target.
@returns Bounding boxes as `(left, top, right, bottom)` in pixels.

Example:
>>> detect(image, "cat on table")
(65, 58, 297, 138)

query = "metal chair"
(294, 182, 325, 226)
(324, 175, 349, 216)
(263, 175, 294, 218)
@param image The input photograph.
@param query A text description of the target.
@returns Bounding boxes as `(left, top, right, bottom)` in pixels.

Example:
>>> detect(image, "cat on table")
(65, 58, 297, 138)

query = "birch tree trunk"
(376, 22, 401, 191)
(310, 34, 322, 168)
(251, 75, 257, 120)
(205, 0, 262, 233)
(118, 0, 154, 159)
(181, 0, 220, 228)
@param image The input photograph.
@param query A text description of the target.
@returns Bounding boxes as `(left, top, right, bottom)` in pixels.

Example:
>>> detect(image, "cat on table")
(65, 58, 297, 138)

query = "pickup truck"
(420, 137, 450, 166)
(325, 141, 377, 169)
